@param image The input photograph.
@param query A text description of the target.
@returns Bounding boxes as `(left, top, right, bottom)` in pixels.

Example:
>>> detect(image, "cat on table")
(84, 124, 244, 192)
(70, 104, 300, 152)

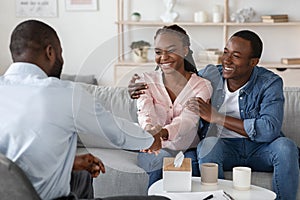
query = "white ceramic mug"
(194, 11, 207, 23)
(200, 163, 218, 185)
(233, 166, 252, 190)
(213, 12, 222, 23)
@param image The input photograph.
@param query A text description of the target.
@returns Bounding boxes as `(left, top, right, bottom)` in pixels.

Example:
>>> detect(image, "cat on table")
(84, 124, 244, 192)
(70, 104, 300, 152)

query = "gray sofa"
(78, 84, 300, 199)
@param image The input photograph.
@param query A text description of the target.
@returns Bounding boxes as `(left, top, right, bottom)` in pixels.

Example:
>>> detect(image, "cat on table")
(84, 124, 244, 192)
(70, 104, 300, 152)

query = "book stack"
(261, 14, 288, 23)
(281, 58, 300, 65)
(198, 48, 222, 64)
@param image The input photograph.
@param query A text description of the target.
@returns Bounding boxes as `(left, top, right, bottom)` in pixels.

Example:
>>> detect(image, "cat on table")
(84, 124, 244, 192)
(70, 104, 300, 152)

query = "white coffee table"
(148, 177, 276, 200)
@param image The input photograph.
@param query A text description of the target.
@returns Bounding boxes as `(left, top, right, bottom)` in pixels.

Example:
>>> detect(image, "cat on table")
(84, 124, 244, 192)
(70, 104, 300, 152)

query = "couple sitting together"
(0, 20, 298, 200)
(128, 24, 299, 200)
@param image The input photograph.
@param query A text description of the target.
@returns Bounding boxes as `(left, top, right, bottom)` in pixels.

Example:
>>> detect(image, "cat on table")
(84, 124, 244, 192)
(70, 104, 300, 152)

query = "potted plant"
(130, 40, 151, 63)
(131, 12, 141, 22)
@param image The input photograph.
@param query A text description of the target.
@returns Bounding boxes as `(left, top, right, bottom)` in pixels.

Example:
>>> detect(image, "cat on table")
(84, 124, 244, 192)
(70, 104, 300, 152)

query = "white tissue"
(174, 151, 184, 167)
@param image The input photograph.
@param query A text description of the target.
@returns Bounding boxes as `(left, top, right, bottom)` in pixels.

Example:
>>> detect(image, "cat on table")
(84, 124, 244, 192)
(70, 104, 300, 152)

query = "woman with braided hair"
(134, 24, 213, 187)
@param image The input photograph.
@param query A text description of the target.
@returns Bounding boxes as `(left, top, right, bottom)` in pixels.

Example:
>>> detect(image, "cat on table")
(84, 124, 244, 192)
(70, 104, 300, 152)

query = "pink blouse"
(137, 71, 213, 150)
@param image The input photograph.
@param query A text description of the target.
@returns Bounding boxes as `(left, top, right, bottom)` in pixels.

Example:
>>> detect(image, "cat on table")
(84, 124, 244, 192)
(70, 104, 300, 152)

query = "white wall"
(0, 0, 119, 85)
(1, 0, 300, 85)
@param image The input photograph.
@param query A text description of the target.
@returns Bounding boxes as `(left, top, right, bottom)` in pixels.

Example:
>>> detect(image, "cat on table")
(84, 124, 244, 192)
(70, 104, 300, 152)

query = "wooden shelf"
(261, 62, 300, 69)
(115, 0, 300, 87)
(115, 20, 225, 26)
(115, 60, 217, 67)
(226, 21, 300, 26)
(116, 21, 300, 27)
(115, 61, 156, 67)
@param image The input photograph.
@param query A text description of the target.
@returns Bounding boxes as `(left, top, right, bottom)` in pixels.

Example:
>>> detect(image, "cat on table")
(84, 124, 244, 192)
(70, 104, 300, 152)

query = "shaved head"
(10, 20, 59, 62)
(9, 20, 63, 78)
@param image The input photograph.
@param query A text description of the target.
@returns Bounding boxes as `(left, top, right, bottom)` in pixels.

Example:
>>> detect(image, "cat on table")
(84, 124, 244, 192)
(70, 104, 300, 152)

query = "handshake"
(143, 125, 168, 154)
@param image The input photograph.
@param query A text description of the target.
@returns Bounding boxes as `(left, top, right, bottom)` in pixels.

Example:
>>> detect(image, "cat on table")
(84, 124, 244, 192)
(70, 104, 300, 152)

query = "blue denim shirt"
(198, 64, 284, 143)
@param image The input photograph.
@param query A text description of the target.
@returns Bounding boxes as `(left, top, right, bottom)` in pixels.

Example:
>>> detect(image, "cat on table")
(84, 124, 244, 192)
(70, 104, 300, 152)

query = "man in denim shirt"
(186, 30, 299, 200)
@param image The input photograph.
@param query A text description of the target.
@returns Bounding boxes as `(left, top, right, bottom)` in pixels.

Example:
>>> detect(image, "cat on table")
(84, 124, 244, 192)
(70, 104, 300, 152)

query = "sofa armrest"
(282, 87, 300, 147)
(61, 74, 98, 85)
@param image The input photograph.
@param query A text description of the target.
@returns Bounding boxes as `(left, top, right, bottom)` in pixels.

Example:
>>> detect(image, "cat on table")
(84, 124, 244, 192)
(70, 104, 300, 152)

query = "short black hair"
(9, 20, 58, 61)
(231, 30, 263, 59)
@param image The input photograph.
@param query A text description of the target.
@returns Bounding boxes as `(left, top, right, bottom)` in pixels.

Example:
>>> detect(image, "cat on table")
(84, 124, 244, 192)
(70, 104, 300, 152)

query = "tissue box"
(163, 157, 192, 192)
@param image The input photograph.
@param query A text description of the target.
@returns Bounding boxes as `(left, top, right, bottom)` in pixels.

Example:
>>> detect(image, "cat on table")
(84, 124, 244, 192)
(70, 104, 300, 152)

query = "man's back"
(0, 62, 78, 199)
(0, 62, 157, 199)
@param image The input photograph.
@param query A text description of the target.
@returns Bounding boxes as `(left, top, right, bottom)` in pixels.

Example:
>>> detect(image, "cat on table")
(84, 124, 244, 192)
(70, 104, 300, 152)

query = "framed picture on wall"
(15, 0, 58, 17)
(65, 0, 98, 11)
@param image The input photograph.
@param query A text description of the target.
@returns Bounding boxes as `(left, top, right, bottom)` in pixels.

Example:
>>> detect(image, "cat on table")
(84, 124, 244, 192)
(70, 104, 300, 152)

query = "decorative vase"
(212, 5, 223, 23)
(160, 0, 179, 23)
(131, 12, 141, 22)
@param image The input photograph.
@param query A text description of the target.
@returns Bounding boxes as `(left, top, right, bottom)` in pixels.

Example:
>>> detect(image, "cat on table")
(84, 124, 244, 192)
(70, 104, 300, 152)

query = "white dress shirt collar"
(5, 62, 48, 79)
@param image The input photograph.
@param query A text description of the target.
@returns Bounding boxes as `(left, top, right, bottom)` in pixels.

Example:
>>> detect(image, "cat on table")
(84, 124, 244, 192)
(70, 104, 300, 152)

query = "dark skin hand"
(142, 129, 167, 155)
(128, 74, 148, 99)
(186, 97, 248, 137)
(141, 125, 169, 155)
(143, 132, 162, 155)
(73, 153, 105, 178)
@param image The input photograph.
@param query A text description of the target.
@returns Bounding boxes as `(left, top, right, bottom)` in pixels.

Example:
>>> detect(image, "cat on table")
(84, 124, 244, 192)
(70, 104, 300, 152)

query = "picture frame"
(15, 0, 58, 17)
(65, 0, 98, 11)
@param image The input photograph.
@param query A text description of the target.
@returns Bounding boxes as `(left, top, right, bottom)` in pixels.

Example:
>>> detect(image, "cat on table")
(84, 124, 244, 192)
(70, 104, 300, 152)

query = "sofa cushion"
(77, 147, 148, 197)
(77, 84, 139, 148)
(282, 87, 300, 146)
(82, 84, 138, 122)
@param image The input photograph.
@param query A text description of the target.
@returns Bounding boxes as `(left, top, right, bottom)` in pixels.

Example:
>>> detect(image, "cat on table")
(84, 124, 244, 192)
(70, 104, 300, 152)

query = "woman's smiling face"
(154, 32, 188, 75)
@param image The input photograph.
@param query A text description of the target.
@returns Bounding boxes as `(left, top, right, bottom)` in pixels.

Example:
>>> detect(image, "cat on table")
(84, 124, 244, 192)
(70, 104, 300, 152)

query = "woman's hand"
(128, 74, 148, 99)
(145, 125, 162, 135)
